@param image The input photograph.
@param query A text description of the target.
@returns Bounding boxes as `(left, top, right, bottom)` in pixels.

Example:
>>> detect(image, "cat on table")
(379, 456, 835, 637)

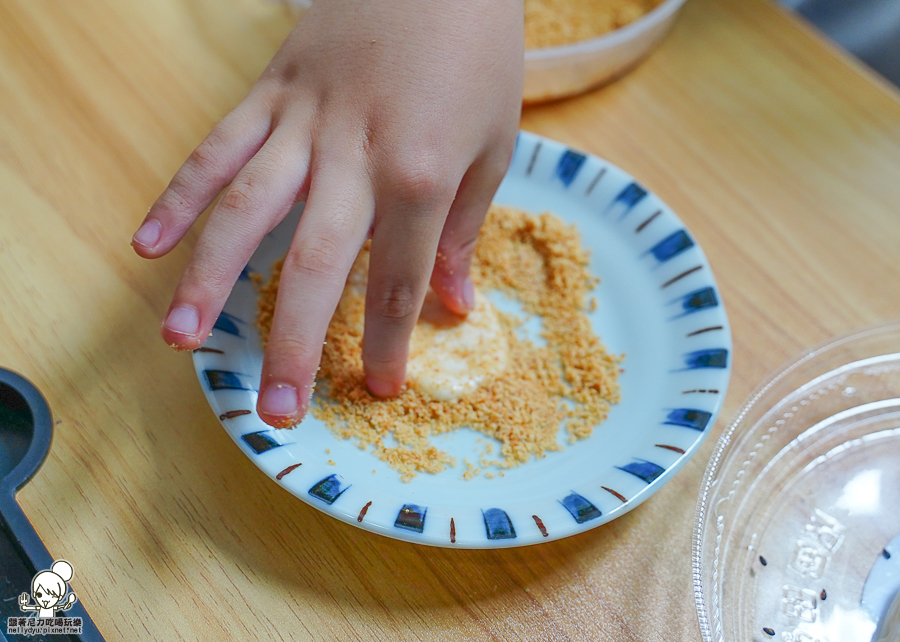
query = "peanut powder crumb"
(524, 0, 665, 49)
(463, 459, 482, 481)
(256, 204, 621, 481)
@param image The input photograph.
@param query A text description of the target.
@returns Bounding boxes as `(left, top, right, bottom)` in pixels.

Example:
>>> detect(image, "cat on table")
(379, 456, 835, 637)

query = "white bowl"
(524, 0, 688, 103)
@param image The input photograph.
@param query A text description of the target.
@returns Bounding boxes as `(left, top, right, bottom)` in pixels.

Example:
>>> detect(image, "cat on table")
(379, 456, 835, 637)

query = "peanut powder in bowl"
(523, 0, 688, 103)
(255, 204, 622, 482)
(524, 0, 666, 49)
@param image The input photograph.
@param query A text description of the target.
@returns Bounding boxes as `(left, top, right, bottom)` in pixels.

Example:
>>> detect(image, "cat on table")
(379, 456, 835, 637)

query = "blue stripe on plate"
(559, 492, 602, 524)
(308, 474, 350, 505)
(680, 287, 718, 313)
(204, 369, 255, 391)
(213, 312, 244, 337)
(615, 182, 647, 208)
(241, 430, 284, 454)
(684, 348, 729, 369)
(617, 459, 666, 484)
(650, 230, 694, 262)
(556, 150, 587, 187)
(394, 504, 427, 533)
(664, 408, 713, 431)
(483, 508, 517, 540)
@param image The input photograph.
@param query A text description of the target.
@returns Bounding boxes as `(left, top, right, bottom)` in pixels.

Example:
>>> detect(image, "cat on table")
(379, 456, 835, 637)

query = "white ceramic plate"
(192, 130, 731, 548)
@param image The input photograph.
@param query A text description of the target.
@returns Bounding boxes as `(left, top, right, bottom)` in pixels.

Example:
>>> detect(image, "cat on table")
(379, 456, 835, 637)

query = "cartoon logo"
(19, 560, 77, 617)
(6, 560, 83, 636)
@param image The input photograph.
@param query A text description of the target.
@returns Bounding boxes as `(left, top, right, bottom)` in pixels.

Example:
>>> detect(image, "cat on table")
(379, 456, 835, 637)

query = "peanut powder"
(256, 205, 621, 481)
(524, 0, 666, 49)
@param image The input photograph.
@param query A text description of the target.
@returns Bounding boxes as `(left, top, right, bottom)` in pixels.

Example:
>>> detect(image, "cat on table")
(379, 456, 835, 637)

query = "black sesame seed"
(763, 627, 775, 636)
(820, 589, 827, 600)
(759, 555, 768, 566)
(884, 548, 892, 559)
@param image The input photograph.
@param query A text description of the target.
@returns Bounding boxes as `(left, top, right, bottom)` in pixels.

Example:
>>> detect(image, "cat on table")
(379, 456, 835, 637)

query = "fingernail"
(132, 219, 161, 248)
(163, 305, 200, 336)
(461, 276, 476, 311)
(259, 383, 299, 417)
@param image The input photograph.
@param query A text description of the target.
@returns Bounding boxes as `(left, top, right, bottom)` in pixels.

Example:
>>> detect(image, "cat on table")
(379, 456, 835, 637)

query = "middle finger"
(363, 171, 457, 397)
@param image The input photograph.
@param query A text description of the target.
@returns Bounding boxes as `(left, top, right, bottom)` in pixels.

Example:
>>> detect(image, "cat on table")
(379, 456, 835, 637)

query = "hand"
(133, 0, 523, 427)
(18, 593, 28, 609)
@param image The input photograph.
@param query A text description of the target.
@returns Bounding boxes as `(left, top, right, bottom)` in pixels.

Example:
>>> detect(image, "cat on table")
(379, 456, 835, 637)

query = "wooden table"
(2, 0, 899, 639)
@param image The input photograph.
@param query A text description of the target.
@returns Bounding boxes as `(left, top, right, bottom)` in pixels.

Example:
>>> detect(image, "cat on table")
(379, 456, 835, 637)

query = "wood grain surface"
(2, 0, 899, 639)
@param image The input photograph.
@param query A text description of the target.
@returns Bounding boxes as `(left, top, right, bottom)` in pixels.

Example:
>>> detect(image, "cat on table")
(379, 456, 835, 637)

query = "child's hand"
(132, 0, 523, 427)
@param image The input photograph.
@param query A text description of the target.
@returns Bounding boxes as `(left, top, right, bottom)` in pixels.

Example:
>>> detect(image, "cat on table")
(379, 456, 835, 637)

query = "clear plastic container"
(693, 322, 900, 642)
(524, 0, 688, 103)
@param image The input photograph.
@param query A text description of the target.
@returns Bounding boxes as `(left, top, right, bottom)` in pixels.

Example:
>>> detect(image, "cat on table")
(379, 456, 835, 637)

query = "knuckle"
(159, 131, 229, 215)
(189, 132, 222, 169)
(182, 257, 231, 293)
(285, 234, 343, 280)
(267, 333, 320, 362)
(371, 277, 418, 321)
(219, 165, 269, 216)
(254, 74, 292, 108)
(390, 157, 455, 207)
(219, 182, 255, 214)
